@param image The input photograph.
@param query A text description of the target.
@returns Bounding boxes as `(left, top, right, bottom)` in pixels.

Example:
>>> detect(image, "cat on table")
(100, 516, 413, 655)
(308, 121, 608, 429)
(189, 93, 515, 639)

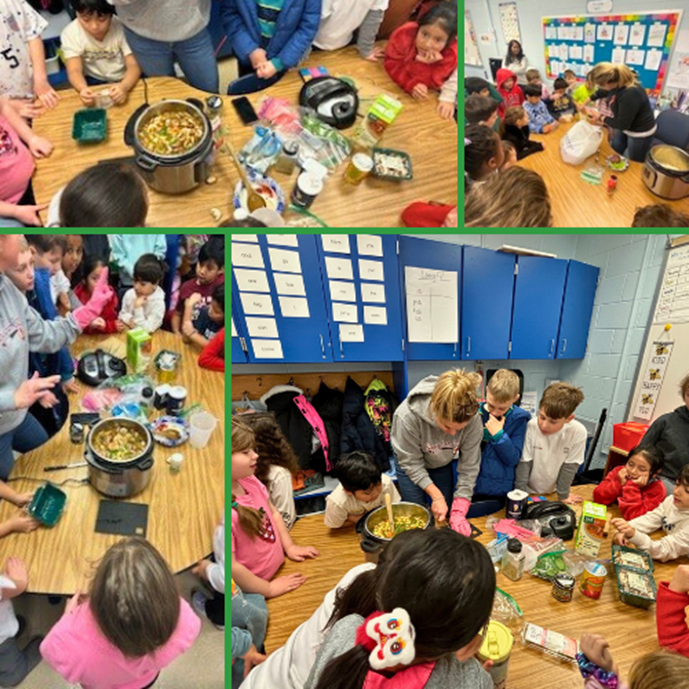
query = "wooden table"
(32, 47, 457, 228)
(517, 121, 689, 228)
(265, 485, 674, 688)
(0, 332, 225, 595)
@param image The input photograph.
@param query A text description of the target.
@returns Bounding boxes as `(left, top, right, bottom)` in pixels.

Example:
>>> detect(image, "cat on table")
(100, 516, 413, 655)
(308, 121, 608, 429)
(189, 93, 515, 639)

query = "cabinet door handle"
(453, 342, 457, 357)
(466, 336, 471, 357)
(549, 339, 555, 356)
(319, 334, 325, 359)
(340, 339, 344, 358)
(561, 338, 567, 355)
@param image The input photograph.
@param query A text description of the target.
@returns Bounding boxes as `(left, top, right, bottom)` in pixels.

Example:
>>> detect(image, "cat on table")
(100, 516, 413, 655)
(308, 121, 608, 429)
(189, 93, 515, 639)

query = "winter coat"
(640, 406, 689, 483)
(503, 123, 544, 160)
(592, 465, 666, 520)
(310, 382, 344, 470)
(657, 582, 689, 657)
(364, 378, 396, 452)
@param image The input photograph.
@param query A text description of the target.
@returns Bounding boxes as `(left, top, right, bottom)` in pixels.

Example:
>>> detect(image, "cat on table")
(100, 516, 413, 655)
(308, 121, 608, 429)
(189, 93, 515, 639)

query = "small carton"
(575, 501, 607, 558)
(352, 94, 403, 149)
(127, 327, 152, 373)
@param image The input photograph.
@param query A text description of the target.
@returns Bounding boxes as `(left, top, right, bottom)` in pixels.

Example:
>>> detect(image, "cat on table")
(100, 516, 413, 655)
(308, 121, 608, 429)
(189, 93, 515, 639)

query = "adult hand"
(38, 391, 59, 409)
(266, 573, 307, 598)
(14, 372, 60, 409)
(364, 46, 386, 62)
(412, 84, 428, 100)
(449, 497, 472, 537)
(618, 467, 628, 486)
(109, 83, 128, 105)
(243, 644, 267, 678)
(669, 565, 689, 594)
(79, 88, 97, 107)
(286, 544, 320, 562)
(580, 633, 618, 676)
(11, 204, 46, 227)
(35, 80, 59, 109)
(27, 135, 53, 159)
(249, 48, 268, 70)
(430, 496, 448, 523)
(484, 413, 505, 438)
(8, 512, 39, 534)
(437, 101, 455, 120)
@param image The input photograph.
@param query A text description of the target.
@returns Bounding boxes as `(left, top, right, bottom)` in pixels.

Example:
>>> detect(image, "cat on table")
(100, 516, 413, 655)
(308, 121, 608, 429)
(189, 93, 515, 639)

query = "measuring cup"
(189, 411, 218, 449)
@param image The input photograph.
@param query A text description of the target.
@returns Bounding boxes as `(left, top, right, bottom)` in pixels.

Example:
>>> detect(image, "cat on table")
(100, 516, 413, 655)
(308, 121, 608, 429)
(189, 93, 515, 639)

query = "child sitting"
(495, 68, 524, 118)
(61, 0, 141, 107)
(473, 370, 531, 506)
(563, 69, 577, 94)
(118, 254, 166, 333)
(612, 464, 689, 561)
(525, 68, 550, 100)
(40, 537, 201, 687)
(230, 579, 268, 689)
(54, 233, 84, 315)
(384, 3, 457, 102)
(523, 84, 559, 134)
(502, 105, 545, 160)
(464, 94, 498, 128)
(593, 446, 666, 520)
(182, 284, 224, 351)
(191, 511, 225, 631)
(500, 140, 517, 171)
(400, 201, 456, 228)
(74, 256, 120, 334)
(231, 416, 319, 600)
(464, 124, 504, 188)
(632, 204, 689, 227)
(198, 328, 225, 372)
(324, 451, 400, 529)
(438, 66, 456, 119)
(514, 383, 586, 504)
(547, 78, 576, 121)
(656, 564, 689, 656)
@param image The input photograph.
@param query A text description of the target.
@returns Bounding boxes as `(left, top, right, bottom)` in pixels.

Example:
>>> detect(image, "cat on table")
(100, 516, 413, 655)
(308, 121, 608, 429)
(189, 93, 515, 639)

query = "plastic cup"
(189, 412, 217, 449)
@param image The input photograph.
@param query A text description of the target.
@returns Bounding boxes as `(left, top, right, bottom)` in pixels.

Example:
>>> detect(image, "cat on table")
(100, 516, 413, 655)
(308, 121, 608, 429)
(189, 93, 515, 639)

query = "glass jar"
(501, 538, 525, 581)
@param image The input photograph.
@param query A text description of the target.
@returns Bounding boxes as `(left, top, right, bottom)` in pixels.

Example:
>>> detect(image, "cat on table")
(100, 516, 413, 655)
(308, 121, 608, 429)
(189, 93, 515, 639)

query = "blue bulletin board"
(542, 11, 683, 95)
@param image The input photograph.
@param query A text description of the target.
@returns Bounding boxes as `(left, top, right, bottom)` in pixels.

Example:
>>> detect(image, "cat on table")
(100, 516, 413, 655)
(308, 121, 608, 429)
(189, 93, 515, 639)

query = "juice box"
(574, 501, 607, 558)
(127, 327, 152, 373)
(352, 94, 403, 149)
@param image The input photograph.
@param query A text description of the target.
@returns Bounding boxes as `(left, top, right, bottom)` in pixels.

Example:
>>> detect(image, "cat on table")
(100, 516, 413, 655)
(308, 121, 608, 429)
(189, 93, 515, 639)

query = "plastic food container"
(612, 423, 649, 451)
(72, 108, 107, 143)
(612, 544, 656, 608)
(27, 482, 67, 527)
(372, 148, 413, 181)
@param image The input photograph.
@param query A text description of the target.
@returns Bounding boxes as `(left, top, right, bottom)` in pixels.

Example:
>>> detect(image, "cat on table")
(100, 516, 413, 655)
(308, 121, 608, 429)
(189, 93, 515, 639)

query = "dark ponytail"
(465, 124, 499, 180)
(315, 646, 371, 689)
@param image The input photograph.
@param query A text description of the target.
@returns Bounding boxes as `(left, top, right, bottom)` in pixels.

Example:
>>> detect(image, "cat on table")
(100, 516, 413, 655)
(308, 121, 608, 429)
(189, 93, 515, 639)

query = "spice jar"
(552, 573, 575, 602)
(501, 538, 525, 581)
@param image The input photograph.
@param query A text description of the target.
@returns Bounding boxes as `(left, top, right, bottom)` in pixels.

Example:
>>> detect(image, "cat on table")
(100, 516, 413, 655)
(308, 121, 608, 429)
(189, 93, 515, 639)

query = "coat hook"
(288, 376, 295, 386)
(256, 376, 263, 387)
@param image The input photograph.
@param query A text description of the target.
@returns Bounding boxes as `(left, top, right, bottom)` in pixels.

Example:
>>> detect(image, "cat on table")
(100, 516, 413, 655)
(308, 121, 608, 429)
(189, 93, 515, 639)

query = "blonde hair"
(680, 373, 689, 399)
(540, 383, 584, 419)
(487, 369, 520, 403)
(231, 416, 263, 538)
(430, 370, 482, 424)
(465, 167, 553, 228)
(629, 650, 689, 689)
(526, 68, 541, 82)
(590, 62, 638, 88)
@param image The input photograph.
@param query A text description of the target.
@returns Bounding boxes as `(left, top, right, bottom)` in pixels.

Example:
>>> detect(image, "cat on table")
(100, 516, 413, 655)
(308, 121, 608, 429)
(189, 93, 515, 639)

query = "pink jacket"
(293, 394, 331, 471)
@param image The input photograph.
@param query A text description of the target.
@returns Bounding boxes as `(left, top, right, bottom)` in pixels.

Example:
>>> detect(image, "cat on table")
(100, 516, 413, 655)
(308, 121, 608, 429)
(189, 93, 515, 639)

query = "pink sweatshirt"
(40, 598, 201, 689)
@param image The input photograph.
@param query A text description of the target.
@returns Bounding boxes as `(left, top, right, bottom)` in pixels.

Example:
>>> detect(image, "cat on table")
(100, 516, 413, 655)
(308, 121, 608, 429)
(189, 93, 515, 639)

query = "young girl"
(74, 256, 120, 334)
(53, 233, 84, 315)
(384, 3, 457, 102)
(304, 529, 495, 689)
(241, 412, 299, 530)
(464, 124, 504, 187)
(231, 579, 268, 689)
(612, 464, 689, 561)
(232, 416, 319, 599)
(593, 446, 666, 520)
(503, 105, 545, 160)
(40, 537, 201, 688)
(496, 67, 524, 117)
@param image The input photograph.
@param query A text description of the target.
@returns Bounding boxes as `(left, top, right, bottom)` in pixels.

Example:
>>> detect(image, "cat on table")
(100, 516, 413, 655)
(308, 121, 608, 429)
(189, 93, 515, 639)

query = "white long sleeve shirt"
(118, 286, 165, 333)
(207, 514, 224, 594)
(629, 495, 689, 561)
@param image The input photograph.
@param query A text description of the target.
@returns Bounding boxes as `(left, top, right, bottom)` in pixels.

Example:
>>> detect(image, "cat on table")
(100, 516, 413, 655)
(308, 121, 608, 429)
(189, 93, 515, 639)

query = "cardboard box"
(127, 327, 152, 373)
(352, 94, 403, 149)
(575, 501, 607, 558)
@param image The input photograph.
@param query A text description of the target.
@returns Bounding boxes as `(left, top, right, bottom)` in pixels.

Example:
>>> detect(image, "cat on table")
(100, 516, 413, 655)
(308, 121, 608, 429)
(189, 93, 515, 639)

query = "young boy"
(472, 370, 531, 505)
(464, 94, 498, 128)
(324, 451, 400, 528)
(61, 0, 141, 107)
(118, 254, 166, 333)
(522, 84, 558, 134)
(182, 283, 224, 350)
(632, 204, 689, 228)
(525, 68, 550, 100)
(502, 106, 544, 160)
(495, 68, 524, 118)
(546, 78, 576, 121)
(173, 237, 224, 334)
(514, 382, 586, 504)
(563, 69, 577, 94)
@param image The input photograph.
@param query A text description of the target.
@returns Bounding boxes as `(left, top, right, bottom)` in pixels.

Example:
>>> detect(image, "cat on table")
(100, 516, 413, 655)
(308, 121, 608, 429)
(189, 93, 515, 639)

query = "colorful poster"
(614, 23, 629, 45)
(584, 23, 596, 42)
(499, 2, 522, 43)
(648, 22, 667, 48)
(667, 51, 689, 89)
(626, 48, 645, 66)
(629, 23, 646, 46)
(570, 45, 583, 60)
(635, 341, 674, 421)
(597, 23, 612, 41)
(612, 46, 626, 64)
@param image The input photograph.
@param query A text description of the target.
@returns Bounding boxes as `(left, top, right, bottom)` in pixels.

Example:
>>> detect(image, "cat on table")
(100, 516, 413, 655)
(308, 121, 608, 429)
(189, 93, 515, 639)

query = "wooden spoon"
(224, 139, 266, 212)
(385, 492, 395, 537)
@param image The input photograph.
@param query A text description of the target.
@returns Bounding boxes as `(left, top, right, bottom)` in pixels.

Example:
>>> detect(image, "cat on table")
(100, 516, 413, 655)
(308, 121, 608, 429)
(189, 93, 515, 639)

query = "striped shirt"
(257, 0, 284, 47)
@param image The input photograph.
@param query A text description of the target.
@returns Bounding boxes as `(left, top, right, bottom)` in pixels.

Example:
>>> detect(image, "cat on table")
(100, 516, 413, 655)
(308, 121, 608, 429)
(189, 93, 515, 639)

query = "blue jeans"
(392, 454, 456, 510)
(611, 130, 653, 162)
(232, 592, 268, 689)
(123, 26, 219, 94)
(0, 413, 49, 480)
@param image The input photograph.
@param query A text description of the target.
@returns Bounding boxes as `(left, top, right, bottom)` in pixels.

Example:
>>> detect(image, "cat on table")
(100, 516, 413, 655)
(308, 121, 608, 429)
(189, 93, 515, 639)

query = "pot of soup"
(85, 418, 154, 497)
(124, 99, 213, 194)
(642, 145, 689, 200)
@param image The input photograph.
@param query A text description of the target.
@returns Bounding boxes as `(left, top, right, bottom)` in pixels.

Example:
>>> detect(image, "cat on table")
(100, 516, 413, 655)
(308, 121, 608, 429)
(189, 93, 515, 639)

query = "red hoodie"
(592, 465, 666, 520)
(496, 68, 524, 118)
(198, 328, 224, 372)
(657, 582, 689, 657)
(384, 22, 458, 94)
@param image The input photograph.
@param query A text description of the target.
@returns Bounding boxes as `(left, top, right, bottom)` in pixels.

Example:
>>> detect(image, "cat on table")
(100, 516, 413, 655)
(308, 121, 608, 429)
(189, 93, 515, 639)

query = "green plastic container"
(612, 545, 656, 608)
(372, 148, 413, 181)
(72, 108, 107, 143)
(27, 482, 67, 527)
(612, 544, 654, 573)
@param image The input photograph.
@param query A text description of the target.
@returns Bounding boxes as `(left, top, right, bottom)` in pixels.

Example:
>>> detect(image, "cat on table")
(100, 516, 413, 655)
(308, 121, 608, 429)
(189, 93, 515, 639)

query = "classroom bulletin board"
(542, 11, 683, 94)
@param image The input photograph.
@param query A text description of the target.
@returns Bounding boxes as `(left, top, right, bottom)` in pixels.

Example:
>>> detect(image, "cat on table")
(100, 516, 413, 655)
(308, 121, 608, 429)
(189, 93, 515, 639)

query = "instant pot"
(642, 145, 689, 200)
(124, 99, 213, 194)
(85, 418, 154, 498)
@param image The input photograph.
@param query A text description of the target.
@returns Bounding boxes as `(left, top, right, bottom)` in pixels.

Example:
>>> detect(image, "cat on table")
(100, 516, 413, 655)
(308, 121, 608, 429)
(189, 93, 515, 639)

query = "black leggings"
(206, 592, 224, 627)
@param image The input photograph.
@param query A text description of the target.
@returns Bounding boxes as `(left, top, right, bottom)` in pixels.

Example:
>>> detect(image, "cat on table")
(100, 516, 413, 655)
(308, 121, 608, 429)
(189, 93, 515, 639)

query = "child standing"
(495, 68, 524, 118)
(182, 284, 224, 351)
(40, 537, 201, 688)
(74, 256, 120, 334)
(191, 512, 225, 630)
(118, 254, 166, 333)
(384, 3, 457, 102)
(324, 451, 400, 529)
(232, 416, 319, 599)
(61, 0, 141, 107)
(593, 445, 666, 520)
(503, 106, 545, 160)
(612, 464, 689, 561)
(522, 84, 558, 134)
(514, 383, 587, 504)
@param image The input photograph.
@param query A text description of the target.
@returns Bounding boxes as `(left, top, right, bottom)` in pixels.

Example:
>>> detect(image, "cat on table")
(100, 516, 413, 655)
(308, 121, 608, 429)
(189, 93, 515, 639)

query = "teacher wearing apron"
(391, 369, 483, 537)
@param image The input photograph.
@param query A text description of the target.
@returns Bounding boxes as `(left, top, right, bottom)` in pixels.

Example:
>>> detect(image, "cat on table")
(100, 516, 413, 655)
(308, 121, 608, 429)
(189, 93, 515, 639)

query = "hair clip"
(355, 609, 416, 670)
(465, 138, 472, 146)
(231, 500, 239, 509)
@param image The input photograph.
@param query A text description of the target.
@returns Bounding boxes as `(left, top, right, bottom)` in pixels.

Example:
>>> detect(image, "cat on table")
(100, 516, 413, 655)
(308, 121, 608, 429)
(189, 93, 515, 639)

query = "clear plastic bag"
(492, 587, 524, 635)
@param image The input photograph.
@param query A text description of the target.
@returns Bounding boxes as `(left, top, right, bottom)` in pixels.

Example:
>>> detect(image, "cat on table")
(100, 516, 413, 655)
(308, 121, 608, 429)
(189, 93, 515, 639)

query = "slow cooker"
(124, 99, 213, 195)
(85, 418, 154, 498)
(642, 145, 689, 200)
(356, 502, 433, 563)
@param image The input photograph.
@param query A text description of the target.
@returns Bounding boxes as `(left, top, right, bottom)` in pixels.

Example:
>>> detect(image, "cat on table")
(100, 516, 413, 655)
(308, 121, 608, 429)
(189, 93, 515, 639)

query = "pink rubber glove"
(72, 267, 113, 330)
(449, 497, 472, 537)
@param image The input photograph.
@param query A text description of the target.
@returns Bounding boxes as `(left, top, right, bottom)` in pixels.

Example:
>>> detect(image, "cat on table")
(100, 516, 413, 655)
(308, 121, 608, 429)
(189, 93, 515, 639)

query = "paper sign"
(357, 235, 383, 257)
(549, 45, 559, 59)
(613, 24, 629, 45)
(570, 45, 583, 60)
(234, 268, 270, 293)
(597, 23, 612, 41)
(268, 247, 302, 274)
(545, 26, 557, 40)
(358, 259, 384, 282)
(361, 283, 386, 303)
(573, 26, 583, 41)
(626, 48, 645, 66)
(325, 256, 353, 280)
(231, 317, 237, 337)
(232, 243, 264, 269)
(246, 317, 279, 339)
(322, 235, 351, 254)
(340, 324, 364, 342)
(332, 303, 358, 323)
(278, 296, 310, 318)
(584, 23, 596, 43)
(584, 44, 595, 63)
(329, 280, 356, 303)
(231, 234, 258, 243)
(648, 23, 667, 48)
(405, 267, 458, 343)
(629, 23, 646, 46)
(252, 339, 283, 359)
(273, 272, 306, 296)
(645, 49, 662, 72)
(521, 391, 538, 417)
(364, 306, 388, 326)
(635, 341, 674, 420)
(240, 292, 274, 316)
(612, 46, 626, 65)
(267, 235, 299, 247)
(560, 45, 569, 60)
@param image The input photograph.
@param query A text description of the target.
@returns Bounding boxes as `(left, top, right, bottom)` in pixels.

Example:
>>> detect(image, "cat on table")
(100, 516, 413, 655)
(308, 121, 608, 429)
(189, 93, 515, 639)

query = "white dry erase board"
(465, 10, 483, 66)
(629, 241, 689, 423)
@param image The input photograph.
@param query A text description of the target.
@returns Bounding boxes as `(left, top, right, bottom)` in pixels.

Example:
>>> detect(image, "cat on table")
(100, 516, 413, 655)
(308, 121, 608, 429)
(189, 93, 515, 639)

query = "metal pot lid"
(648, 145, 689, 174)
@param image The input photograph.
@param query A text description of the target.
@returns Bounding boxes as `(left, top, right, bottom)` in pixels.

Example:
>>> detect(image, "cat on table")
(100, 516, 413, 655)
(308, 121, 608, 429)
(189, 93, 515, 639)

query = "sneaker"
(191, 588, 224, 631)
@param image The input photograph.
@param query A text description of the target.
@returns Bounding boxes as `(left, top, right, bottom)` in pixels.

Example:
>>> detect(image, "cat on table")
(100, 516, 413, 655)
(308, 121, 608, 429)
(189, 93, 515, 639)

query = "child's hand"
(442, 207, 458, 228)
(187, 292, 203, 307)
(437, 101, 455, 120)
(484, 413, 505, 437)
(62, 378, 80, 395)
(632, 473, 649, 487)
(14, 372, 60, 409)
(364, 46, 386, 62)
(412, 84, 428, 100)
(249, 48, 268, 70)
(134, 295, 147, 309)
(286, 545, 320, 562)
(115, 319, 128, 333)
(13, 493, 34, 508)
(11, 203, 46, 227)
(191, 559, 210, 581)
(65, 589, 87, 614)
(91, 317, 106, 331)
(580, 633, 618, 675)
(27, 134, 53, 159)
(109, 83, 128, 105)
(8, 512, 39, 534)
(611, 518, 635, 538)
(243, 643, 267, 678)
(562, 494, 583, 505)
(257, 61, 278, 79)
(618, 467, 628, 485)
(35, 80, 59, 110)
(79, 88, 97, 107)
(5, 557, 28, 590)
(267, 573, 307, 598)
(669, 565, 689, 594)
(9, 98, 45, 120)
(613, 531, 628, 547)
